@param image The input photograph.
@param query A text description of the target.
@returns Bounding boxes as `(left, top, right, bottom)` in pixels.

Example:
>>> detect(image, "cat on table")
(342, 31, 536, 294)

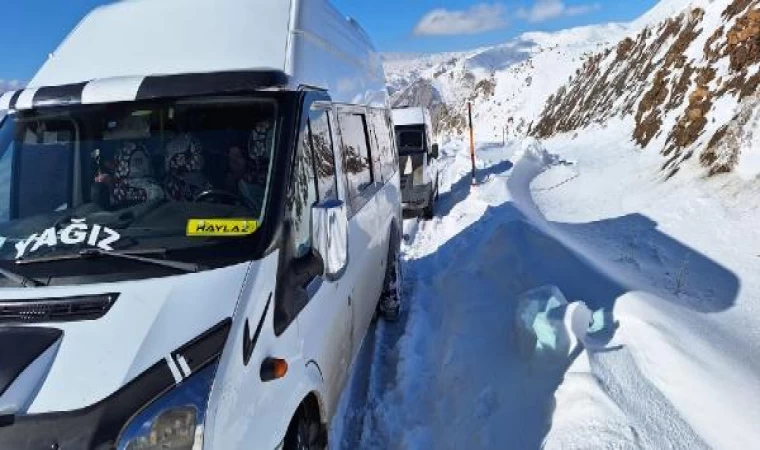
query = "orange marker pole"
(468, 102, 476, 184)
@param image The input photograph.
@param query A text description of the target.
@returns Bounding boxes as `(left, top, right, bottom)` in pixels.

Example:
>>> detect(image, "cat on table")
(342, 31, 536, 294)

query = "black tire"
(283, 403, 325, 450)
(378, 232, 402, 322)
(422, 200, 434, 220)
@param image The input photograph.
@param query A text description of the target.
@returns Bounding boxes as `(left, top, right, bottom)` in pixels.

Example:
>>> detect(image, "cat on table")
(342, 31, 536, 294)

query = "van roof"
(2, 0, 387, 111)
(392, 107, 428, 127)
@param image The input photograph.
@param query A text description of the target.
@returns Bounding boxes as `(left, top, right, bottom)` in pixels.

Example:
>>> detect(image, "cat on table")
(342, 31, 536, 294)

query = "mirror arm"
(291, 250, 324, 289)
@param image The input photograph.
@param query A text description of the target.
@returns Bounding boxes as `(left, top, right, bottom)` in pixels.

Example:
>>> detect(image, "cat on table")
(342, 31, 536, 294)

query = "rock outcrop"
(533, 0, 760, 178)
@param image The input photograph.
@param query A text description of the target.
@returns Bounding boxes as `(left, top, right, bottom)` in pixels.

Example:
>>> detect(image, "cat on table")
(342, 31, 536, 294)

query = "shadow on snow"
(336, 154, 740, 449)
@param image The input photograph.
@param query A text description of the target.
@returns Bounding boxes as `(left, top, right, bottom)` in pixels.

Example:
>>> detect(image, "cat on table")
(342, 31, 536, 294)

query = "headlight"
(117, 363, 216, 450)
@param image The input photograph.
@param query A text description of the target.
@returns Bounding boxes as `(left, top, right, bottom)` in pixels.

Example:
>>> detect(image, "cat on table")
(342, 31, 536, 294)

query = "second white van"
(392, 107, 440, 219)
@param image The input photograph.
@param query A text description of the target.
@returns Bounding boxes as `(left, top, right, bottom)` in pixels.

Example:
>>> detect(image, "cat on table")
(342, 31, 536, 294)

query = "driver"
(224, 121, 272, 214)
(164, 133, 213, 202)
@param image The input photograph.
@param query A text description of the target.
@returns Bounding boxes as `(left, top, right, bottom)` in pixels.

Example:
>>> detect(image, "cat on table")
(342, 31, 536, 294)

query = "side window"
(308, 108, 338, 202)
(368, 111, 383, 184)
(338, 112, 373, 203)
(287, 121, 318, 259)
(372, 109, 397, 180)
(17, 120, 74, 218)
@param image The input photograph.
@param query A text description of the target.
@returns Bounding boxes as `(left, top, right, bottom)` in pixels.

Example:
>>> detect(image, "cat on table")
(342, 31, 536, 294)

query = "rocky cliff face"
(533, 0, 760, 178)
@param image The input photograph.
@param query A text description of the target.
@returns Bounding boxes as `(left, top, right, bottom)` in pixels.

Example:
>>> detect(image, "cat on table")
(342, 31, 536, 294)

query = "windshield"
(396, 129, 424, 151)
(0, 97, 277, 266)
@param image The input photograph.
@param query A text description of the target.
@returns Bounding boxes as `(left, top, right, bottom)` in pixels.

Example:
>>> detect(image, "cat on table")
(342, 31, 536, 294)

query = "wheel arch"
(388, 217, 401, 254)
(302, 391, 325, 425)
(283, 390, 328, 449)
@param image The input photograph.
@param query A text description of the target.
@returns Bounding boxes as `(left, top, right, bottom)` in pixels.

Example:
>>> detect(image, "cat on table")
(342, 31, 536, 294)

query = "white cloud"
(517, 0, 601, 23)
(414, 3, 509, 36)
(565, 3, 602, 16)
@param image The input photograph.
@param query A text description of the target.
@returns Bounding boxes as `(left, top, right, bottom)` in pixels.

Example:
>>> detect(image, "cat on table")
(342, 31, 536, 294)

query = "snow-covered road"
(331, 129, 760, 449)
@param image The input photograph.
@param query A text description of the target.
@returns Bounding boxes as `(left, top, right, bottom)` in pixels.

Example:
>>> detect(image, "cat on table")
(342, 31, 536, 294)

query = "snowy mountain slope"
(384, 23, 627, 141)
(331, 130, 760, 449)
(629, 0, 699, 30)
(534, 0, 760, 179)
(385, 0, 759, 182)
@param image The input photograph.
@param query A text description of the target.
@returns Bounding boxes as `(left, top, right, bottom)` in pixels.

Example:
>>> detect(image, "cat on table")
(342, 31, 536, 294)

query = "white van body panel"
(30, 0, 292, 88)
(0, 263, 250, 414)
(289, 1, 386, 108)
(204, 252, 314, 450)
(24, 0, 387, 110)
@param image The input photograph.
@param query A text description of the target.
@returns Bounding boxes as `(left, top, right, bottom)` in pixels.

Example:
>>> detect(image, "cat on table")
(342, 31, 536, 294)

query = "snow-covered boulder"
(514, 285, 594, 363)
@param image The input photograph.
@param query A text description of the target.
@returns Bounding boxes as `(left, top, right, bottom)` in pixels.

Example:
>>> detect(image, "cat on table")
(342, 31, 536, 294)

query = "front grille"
(0, 294, 118, 324)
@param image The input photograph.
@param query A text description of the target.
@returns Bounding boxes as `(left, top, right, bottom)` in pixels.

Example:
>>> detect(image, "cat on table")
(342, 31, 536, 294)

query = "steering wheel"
(193, 189, 244, 205)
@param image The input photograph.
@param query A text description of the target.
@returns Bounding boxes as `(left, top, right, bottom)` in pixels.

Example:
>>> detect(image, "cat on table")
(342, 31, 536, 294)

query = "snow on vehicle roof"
(24, 0, 388, 108)
(392, 107, 427, 126)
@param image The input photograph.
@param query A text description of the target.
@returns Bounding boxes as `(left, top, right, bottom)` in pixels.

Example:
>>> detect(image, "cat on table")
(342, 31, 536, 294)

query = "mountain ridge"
(385, 0, 759, 181)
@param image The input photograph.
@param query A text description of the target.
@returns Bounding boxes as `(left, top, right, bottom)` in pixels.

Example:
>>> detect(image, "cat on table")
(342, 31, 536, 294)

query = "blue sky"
(1, 0, 657, 86)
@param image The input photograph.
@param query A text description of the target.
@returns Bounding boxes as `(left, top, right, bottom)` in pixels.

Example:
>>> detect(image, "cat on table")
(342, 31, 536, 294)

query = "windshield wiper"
(0, 267, 46, 287)
(17, 248, 202, 273)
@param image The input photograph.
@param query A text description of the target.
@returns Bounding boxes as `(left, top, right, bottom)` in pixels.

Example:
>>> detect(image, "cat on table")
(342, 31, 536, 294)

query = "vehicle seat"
(164, 133, 213, 202)
(111, 142, 165, 208)
(235, 122, 272, 211)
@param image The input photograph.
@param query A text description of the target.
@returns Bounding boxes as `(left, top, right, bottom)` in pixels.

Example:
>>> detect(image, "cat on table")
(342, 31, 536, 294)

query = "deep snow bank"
(333, 135, 760, 449)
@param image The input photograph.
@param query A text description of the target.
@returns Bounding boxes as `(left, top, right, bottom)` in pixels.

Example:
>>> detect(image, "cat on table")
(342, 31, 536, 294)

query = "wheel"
(378, 235, 402, 322)
(283, 403, 325, 450)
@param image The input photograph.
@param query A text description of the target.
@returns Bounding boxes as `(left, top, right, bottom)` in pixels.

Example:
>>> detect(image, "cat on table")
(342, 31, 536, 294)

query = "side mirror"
(431, 143, 440, 159)
(311, 199, 348, 280)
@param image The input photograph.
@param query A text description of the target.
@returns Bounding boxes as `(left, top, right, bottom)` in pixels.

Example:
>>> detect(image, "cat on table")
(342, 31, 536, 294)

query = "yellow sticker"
(186, 219, 259, 237)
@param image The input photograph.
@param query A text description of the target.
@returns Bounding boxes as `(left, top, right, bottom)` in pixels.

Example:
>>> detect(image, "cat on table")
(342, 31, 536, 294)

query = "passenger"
(164, 133, 213, 201)
(110, 142, 165, 208)
(224, 146, 248, 193)
(224, 121, 272, 214)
